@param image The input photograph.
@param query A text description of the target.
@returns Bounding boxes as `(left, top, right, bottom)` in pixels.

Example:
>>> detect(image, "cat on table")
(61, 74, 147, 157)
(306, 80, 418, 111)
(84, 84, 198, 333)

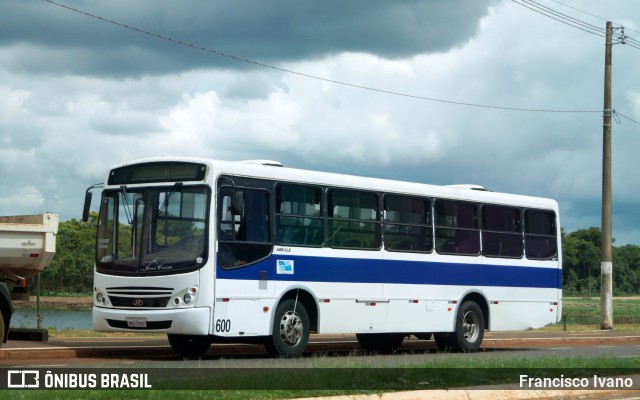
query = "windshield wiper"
(120, 185, 134, 224)
(159, 182, 183, 215)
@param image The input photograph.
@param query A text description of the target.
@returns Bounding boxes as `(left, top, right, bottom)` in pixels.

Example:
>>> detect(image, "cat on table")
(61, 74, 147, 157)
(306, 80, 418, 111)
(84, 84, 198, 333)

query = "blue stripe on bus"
(216, 255, 562, 289)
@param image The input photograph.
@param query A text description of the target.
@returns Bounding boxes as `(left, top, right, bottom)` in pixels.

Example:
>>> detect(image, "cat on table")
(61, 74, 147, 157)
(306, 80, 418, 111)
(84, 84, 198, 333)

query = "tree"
(613, 244, 640, 295)
(562, 228, 601, 295)
(562, 227, 640, 296)
(37, 213, 98, 295)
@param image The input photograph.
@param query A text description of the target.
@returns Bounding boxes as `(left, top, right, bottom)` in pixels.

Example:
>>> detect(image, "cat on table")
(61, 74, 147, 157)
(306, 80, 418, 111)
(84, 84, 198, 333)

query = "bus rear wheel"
(264, 298, 310, 358)
(356, 333, 405, 354)
(168, 334, 211, 359)
(434, 301, 485, 353)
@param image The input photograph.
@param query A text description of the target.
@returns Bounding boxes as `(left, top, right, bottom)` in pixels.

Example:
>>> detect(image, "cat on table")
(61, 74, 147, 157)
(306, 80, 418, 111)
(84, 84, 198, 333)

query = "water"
(10, 309, 92, 330)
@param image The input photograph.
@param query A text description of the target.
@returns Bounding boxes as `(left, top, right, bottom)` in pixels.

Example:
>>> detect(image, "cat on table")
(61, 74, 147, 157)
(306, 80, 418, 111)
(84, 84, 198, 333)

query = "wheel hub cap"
(279, 310, 303, 347)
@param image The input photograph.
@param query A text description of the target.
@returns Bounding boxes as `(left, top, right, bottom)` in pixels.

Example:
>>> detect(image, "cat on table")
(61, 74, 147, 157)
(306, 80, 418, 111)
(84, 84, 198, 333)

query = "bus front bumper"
(92, 306, 211, 335)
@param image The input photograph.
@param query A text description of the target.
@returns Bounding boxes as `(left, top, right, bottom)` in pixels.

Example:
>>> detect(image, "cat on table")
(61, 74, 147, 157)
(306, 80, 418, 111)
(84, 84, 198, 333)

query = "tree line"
(35, 216, 640, 296)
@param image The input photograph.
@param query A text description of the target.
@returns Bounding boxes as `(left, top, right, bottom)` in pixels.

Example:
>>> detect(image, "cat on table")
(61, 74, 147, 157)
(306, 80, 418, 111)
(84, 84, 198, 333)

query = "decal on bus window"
(277, 259, 294, 275)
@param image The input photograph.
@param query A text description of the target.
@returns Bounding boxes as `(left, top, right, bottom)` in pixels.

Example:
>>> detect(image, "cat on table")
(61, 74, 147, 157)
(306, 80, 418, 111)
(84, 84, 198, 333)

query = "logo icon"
(132, 299, 144, 307)
(276, 260, 294, 275)
(8, 370, 40, 388)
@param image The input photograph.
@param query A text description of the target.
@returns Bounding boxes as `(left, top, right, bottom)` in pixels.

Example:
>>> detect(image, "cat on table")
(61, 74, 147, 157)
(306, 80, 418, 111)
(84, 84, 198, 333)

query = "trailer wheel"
(168, 334, 211, 359)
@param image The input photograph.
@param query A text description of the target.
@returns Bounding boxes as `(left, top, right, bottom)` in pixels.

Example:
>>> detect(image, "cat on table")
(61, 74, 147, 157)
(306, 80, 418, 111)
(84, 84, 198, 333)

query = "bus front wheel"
(168, 334, 211, 359)
(264, 298, 310, 358)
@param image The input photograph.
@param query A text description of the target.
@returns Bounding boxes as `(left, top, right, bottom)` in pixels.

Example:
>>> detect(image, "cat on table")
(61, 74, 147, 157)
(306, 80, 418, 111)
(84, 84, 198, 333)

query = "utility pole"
(600, 21, 613, 330)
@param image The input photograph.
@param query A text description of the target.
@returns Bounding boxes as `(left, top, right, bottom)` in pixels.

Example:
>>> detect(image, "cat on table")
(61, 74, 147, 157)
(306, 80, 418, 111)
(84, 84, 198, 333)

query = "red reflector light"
(30, 253, 39, 258)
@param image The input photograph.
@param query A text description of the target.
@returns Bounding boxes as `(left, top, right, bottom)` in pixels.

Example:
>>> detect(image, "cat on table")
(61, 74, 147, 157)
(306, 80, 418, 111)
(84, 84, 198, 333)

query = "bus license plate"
(126, 317, 147, 328)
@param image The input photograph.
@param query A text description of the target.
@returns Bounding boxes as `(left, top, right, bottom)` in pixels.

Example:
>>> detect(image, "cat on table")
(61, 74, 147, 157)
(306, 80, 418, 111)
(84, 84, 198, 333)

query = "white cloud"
(0, 186, 45, 214)
(0, 0, 639, 243)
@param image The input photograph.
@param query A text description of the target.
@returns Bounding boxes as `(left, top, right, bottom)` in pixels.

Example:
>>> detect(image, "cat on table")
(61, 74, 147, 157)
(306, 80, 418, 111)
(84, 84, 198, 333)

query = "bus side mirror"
(82, 191, 92, 222)
(231, 191, 244, 215)
(83, 183, 103, 222)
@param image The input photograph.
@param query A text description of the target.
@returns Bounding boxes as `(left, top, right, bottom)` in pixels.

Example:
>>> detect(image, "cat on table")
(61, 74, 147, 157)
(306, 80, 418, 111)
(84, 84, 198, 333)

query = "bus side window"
(435, 200, 480, 256)
(482, 205, 523, 258)
(383, 195, 432, 253)
(328, 189, 381, 249)
(275, 184, 324, 247)
(524, 209, 557, 260)
(217, 186, 272, 268)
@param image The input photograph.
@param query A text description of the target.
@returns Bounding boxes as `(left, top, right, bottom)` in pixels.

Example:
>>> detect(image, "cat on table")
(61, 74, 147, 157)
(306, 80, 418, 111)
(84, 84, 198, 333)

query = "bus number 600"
(216, 319, 231, 333)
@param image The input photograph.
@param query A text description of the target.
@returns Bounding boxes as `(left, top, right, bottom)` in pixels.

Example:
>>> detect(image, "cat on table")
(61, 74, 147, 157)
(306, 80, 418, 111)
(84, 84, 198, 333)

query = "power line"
(615, 111, 640, 126)
(548, 0, 640, 35)
(512, 0, 604, 38)
(45, 0, 601, 114)
(512, 0, 640, 50)
(522, 0, 606, 35)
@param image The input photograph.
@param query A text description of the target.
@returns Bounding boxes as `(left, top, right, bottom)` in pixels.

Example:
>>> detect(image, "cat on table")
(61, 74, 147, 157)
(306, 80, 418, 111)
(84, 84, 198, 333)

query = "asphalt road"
(1, 331, 639, 398)
(1, 330, 640, 367)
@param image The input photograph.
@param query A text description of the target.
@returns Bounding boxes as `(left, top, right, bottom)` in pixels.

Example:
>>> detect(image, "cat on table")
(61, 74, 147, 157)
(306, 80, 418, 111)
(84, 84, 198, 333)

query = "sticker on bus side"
(277, 260, 294, 275)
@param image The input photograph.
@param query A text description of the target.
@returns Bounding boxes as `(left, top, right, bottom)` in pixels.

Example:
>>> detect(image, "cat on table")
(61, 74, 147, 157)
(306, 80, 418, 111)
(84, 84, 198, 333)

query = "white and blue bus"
(85, 157, 562, 358)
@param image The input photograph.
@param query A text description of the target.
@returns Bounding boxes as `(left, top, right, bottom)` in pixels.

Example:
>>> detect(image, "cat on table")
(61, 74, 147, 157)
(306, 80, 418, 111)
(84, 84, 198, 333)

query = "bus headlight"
(96, 291, 106, 304)
(174, 286, 197, 307)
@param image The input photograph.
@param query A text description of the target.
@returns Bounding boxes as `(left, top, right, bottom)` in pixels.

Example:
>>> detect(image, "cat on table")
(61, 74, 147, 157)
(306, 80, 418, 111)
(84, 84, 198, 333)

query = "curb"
(2, 332, 640, 360)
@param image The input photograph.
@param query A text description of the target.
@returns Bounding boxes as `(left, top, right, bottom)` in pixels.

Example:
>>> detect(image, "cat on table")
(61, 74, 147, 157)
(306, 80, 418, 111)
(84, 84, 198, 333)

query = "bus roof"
(106, 157, 559, 211)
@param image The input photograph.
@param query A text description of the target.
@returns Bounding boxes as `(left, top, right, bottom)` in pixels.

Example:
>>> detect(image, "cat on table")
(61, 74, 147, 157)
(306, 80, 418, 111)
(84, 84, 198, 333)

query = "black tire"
(356, 333, 404, 354)
(264, 298, 310, 357)
(168, 334, 211, 359)
(433, 333, 454, 351)
(415, 333, 432, 341)
(0, 310, 5, 349)
(450, 301, 485, 353)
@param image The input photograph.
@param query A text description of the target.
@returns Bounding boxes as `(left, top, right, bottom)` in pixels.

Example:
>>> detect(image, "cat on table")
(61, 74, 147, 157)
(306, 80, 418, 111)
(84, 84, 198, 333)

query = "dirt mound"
(14, 295, 93, 307)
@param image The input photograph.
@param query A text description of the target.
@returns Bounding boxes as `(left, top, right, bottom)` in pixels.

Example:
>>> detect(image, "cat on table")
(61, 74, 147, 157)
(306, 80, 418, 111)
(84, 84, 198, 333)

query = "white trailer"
(0, 213, 58, 347)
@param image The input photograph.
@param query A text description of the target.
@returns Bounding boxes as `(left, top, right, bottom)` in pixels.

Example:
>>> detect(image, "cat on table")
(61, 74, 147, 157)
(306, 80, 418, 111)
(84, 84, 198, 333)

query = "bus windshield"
(96, 185, 209, 275)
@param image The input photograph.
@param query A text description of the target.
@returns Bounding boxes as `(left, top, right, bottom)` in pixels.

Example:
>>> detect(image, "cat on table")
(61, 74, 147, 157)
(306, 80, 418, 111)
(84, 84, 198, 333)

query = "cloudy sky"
(1, 0, 639, 244)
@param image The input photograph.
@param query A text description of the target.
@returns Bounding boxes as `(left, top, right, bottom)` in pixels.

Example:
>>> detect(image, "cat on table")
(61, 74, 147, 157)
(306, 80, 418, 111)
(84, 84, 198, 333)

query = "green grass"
(2, 355, 638, 399)
(13, 296, 640, 336)
(7, 297, 640, 399)
(548, 297, 640, 330)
